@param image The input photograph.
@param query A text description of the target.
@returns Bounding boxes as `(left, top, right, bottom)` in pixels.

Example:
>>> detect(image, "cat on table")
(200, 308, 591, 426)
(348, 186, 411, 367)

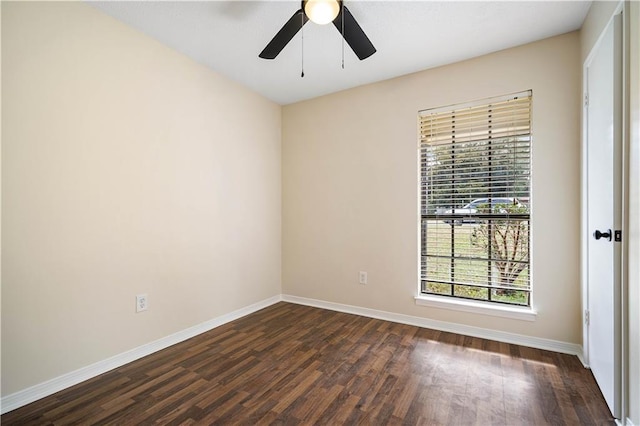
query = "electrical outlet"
(136, 294, 148, 313)
(359, 271, 367, 285)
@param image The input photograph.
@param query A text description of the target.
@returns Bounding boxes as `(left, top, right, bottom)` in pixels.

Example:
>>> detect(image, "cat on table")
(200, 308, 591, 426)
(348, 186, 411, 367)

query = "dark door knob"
(594, 229, 612, 241)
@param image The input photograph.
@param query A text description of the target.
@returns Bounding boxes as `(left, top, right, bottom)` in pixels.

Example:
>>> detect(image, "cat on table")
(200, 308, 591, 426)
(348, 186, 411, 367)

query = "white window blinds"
(419, 91, 532, 306)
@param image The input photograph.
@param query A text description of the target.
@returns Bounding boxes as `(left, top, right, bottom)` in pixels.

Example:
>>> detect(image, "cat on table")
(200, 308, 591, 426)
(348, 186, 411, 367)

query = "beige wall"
(580, 1, 640, 422)
(1, 2, 281, 396)
(283, 32, 582, 343)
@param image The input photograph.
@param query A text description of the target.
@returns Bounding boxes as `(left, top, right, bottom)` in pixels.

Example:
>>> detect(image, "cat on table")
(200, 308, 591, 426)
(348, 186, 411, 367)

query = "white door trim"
(581, 1, 624, 420)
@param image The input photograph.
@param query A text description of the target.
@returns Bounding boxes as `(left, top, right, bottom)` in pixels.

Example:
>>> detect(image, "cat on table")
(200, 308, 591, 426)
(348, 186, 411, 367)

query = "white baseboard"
(282, 294, 584, 359)
(616, 418, 636, 426)
(1, 293, 586, 415)
(0, 295, 282, 415)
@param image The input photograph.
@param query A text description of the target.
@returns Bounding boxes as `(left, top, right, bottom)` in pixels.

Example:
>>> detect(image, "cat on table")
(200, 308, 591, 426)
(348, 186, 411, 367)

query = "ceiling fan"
(259, 0, 376, 61)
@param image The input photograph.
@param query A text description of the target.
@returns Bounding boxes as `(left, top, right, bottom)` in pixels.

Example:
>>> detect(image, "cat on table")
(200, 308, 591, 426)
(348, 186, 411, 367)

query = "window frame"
(417, 91, 533, 310)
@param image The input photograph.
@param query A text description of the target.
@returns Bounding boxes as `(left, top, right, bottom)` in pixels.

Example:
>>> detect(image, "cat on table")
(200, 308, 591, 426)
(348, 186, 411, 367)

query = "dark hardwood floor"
(2, 302, 613, 425)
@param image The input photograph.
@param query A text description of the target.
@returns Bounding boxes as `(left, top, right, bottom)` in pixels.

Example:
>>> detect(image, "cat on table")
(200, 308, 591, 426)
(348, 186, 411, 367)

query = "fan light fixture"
(258, 0, 376, 61)
(303, 0, 340, 25)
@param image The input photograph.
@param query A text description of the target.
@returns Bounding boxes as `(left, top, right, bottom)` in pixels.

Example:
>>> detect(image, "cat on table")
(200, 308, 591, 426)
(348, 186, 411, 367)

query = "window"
(419, 91, 532, 307)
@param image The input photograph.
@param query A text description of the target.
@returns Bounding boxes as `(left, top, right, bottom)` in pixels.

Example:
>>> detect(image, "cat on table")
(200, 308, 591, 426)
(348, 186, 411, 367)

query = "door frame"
(580, 1, 625, 421)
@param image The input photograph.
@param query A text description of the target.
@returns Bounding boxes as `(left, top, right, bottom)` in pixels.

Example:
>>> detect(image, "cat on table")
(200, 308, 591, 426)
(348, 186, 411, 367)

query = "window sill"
(414, 294, 537, 321)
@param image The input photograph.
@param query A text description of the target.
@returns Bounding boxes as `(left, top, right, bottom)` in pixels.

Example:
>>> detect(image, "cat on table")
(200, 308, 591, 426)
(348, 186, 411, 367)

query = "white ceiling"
(89, 1, 592, 105)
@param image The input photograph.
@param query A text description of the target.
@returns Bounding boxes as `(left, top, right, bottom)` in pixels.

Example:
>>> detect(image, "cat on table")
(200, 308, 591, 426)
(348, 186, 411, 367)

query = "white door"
(585, 12, 622, 419)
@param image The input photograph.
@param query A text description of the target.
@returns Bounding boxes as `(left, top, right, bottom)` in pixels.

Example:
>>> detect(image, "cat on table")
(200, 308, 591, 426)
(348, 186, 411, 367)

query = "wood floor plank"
(298, 383, 343, 423)
(2, 302, 615, 425)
